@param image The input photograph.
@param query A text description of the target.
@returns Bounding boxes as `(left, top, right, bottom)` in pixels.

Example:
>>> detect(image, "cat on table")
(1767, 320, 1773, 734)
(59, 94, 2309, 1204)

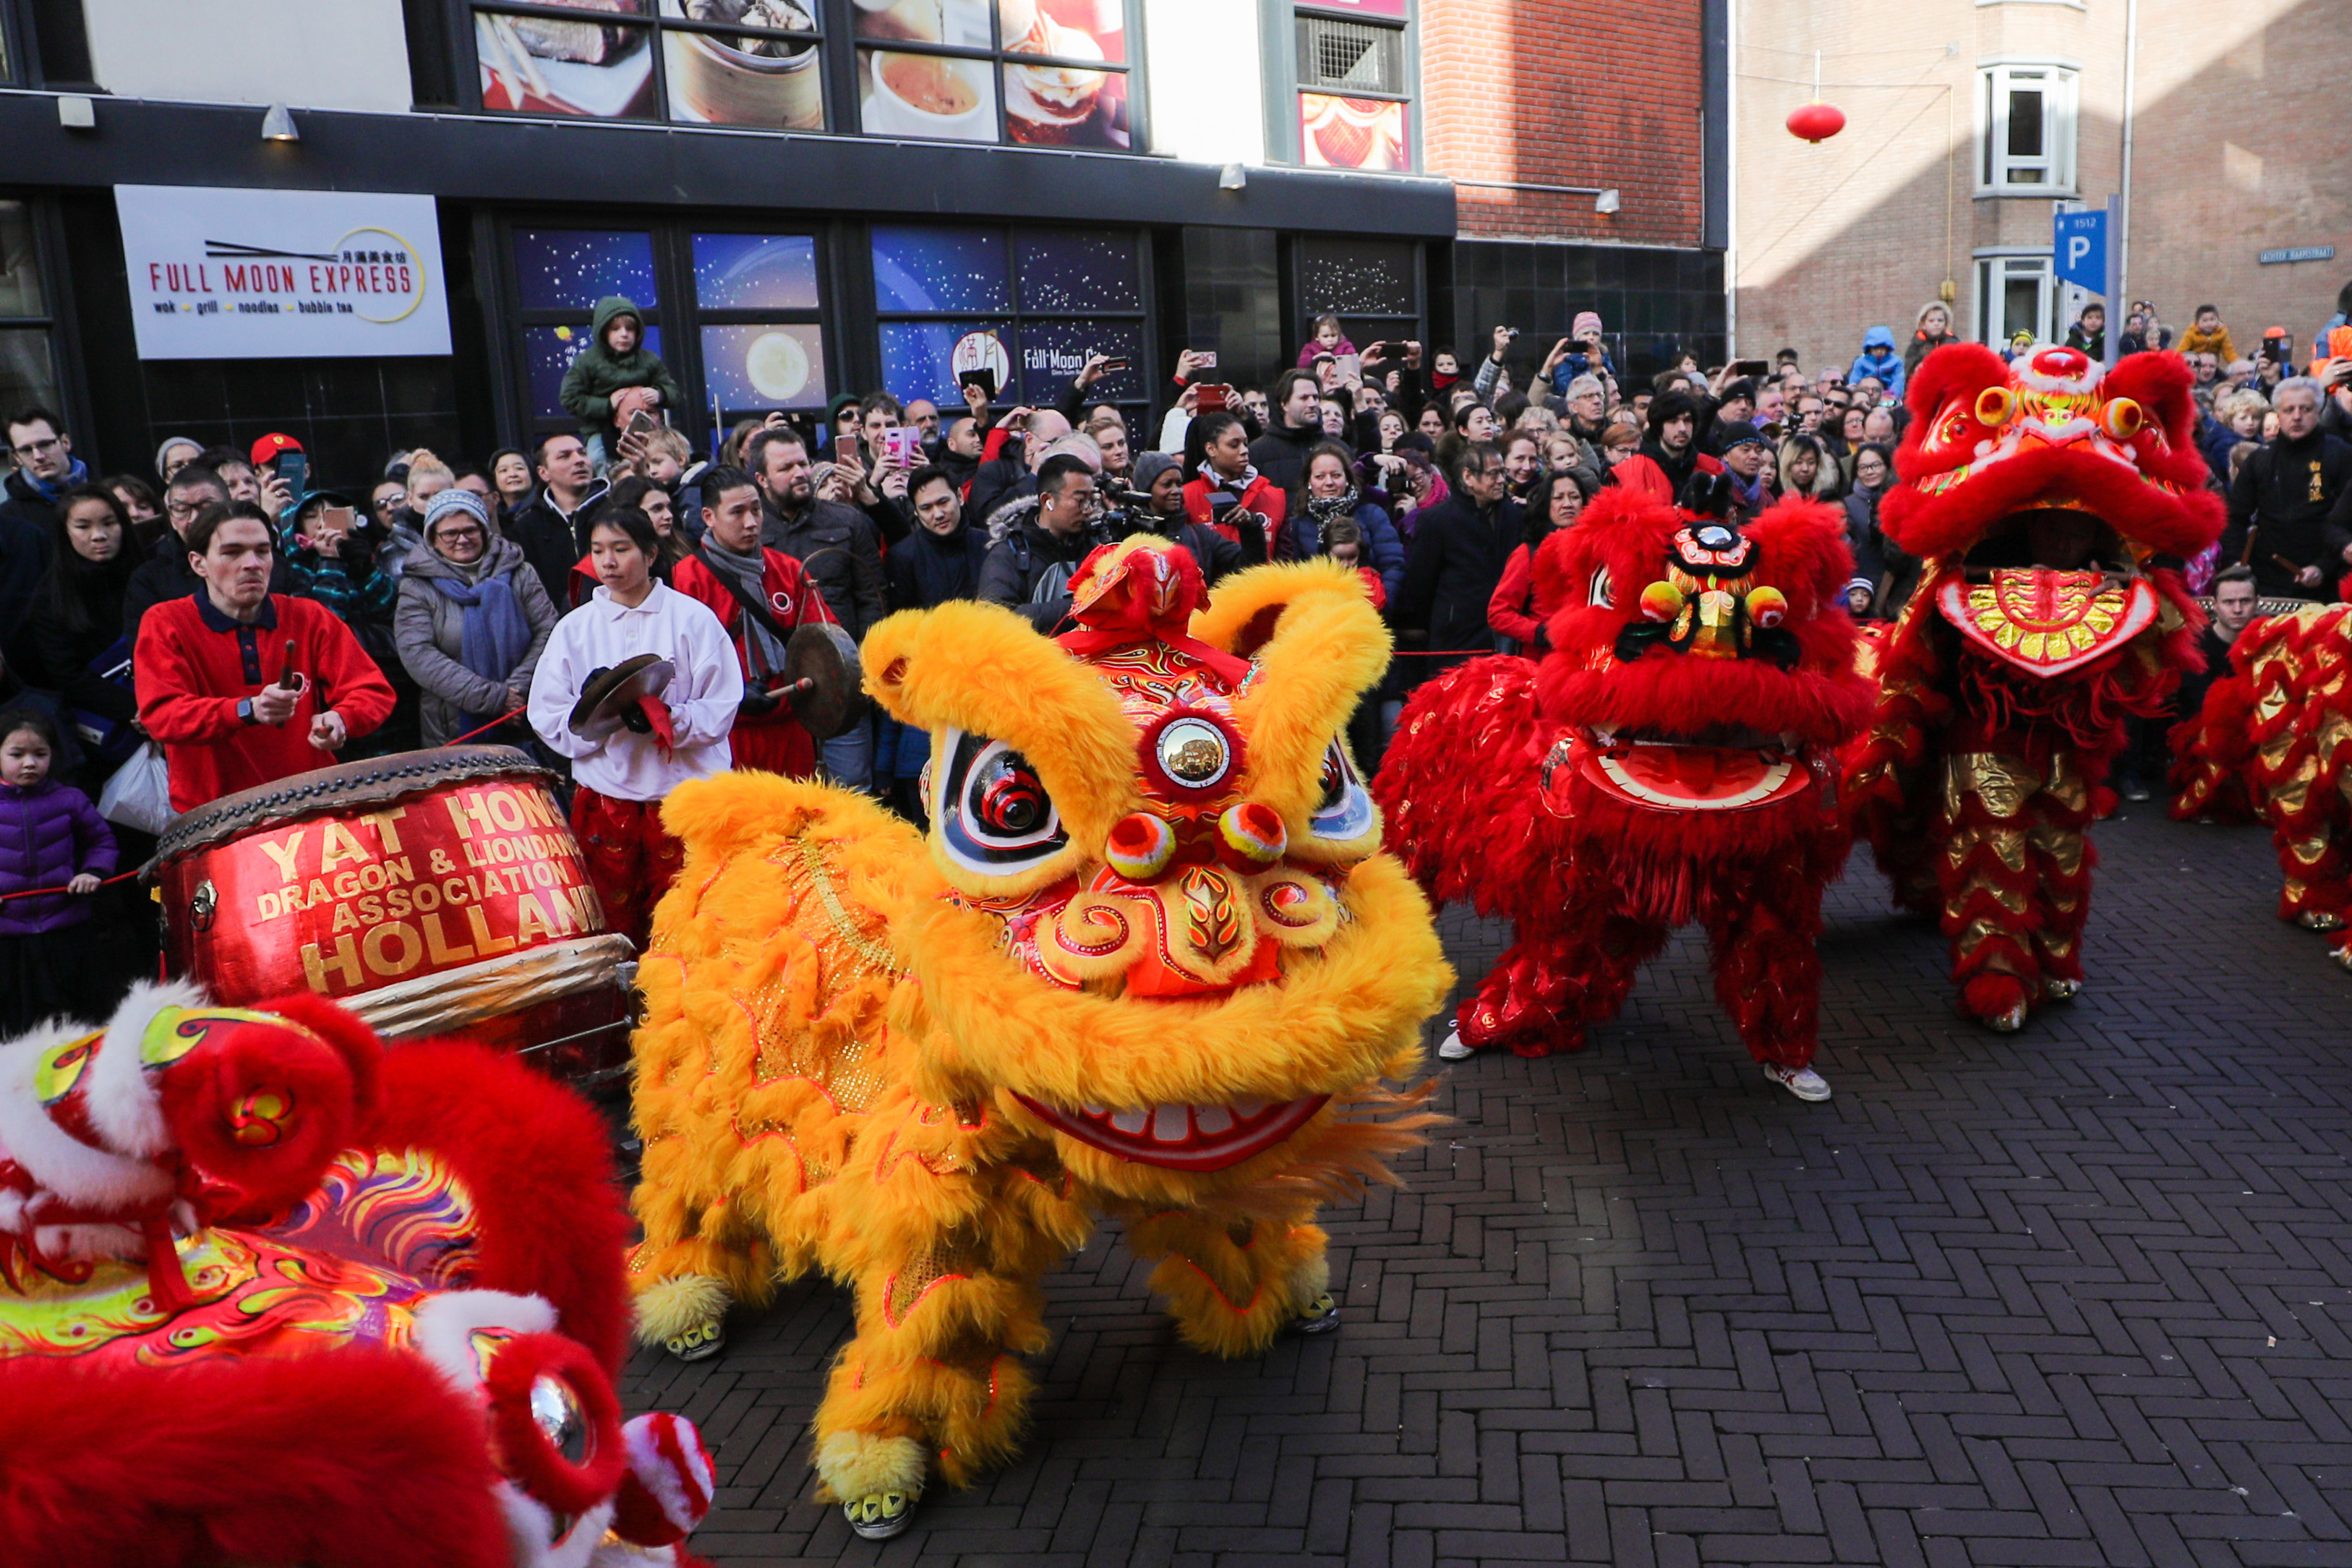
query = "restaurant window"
(471, 1, 826, 127)
(871, 224, 1146, 414)
(505, 223, 833, 440)
(464, 0, 1140, 147)
(1293, 1, 1411, 171)
(510, 228, 668, 432)
(853, 0, 1132, 148)
(1297, 235, 1420, 360)
(693, 232, 829, 421)
(0, 202, 61, 421)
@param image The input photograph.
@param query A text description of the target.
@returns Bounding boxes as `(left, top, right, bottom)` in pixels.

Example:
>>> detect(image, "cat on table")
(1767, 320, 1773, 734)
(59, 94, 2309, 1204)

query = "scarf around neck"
(702, 536, 787, 675)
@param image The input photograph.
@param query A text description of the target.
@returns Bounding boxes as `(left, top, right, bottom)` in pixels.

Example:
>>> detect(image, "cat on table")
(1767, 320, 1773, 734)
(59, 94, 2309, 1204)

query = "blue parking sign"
(2054, 209, 2107, 295)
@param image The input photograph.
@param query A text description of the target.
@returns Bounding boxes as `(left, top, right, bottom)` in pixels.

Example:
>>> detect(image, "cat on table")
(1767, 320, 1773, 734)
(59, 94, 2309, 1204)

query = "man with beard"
(1249, 370, 1325, 500)
(748, 425, 884, 791)
(1607, 389, 1722, 505)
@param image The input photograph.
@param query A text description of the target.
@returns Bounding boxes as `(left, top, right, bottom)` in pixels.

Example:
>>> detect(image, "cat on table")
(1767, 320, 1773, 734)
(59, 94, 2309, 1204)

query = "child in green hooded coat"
(560, 295, 685, 471)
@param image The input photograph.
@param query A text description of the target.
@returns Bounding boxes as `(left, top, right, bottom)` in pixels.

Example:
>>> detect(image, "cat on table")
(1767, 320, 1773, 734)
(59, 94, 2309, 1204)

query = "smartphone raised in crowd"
(275, 449, 308, 499)
(1194, 350, 1219, 370)
(625, 408, 662, 439)
(1729, 359, 1771, 378)
(881, 427, 922, 468)
(1096, 355, 1132, 373)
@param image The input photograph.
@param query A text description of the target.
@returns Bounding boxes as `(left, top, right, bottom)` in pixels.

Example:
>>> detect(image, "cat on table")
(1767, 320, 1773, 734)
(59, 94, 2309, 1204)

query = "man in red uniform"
(670, 464, 837, 779)
(135, 502, 395, 811)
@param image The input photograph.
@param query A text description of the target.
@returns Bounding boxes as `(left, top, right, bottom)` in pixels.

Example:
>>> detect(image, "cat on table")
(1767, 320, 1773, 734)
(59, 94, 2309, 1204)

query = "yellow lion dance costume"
(624, 541, 1452, 1538)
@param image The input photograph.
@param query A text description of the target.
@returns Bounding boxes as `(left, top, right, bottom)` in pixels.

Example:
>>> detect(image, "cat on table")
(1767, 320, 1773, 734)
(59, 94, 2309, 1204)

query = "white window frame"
(1974, 249, 2058, 346)
(1976, 61, 2078, 197)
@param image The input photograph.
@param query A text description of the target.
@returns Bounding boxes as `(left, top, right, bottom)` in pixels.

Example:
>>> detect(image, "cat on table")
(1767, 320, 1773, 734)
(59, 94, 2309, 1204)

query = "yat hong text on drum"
(151, 747, 634, 1080)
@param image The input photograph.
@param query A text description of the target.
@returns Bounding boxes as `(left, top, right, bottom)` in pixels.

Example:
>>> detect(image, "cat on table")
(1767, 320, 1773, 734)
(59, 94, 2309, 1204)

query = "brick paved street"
(623, 805, 2352, 1567)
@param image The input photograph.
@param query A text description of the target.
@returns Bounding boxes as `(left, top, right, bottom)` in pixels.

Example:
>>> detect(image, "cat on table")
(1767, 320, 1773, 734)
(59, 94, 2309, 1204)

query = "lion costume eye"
(1309, 742, 1376, 842)
(938, 729, 1069, 873)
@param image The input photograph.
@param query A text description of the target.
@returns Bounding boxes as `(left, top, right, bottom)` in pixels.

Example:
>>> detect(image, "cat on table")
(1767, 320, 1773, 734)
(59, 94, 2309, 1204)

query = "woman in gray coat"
(395, 487, 557, 746)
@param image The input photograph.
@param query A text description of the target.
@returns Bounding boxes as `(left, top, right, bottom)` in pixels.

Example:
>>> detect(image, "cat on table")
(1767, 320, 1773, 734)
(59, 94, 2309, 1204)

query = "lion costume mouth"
(1009, 1092, 1331, 1170)
(1550, 728, 1813, 813)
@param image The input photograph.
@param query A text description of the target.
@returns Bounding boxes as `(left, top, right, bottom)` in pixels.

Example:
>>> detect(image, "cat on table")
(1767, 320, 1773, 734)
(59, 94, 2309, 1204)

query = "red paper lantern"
(1786, 103, 1847, 143)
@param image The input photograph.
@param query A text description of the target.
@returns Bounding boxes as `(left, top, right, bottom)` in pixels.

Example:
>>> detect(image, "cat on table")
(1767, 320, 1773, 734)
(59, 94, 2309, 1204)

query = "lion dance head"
(859, 539, 1449, 1201)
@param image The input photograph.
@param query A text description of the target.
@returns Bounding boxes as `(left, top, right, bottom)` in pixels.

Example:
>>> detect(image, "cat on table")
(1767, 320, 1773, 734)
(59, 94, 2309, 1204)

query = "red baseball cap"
(250, 432, 302, 466)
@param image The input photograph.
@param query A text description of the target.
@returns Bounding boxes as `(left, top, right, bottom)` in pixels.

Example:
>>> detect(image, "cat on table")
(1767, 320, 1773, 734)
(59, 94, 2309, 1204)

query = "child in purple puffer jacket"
(0, 708, 117, 1033)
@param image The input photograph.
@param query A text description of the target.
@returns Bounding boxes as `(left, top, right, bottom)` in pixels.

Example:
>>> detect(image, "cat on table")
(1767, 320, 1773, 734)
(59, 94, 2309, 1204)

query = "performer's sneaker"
(664, 1320, 726, 1363)
(1288, 1291, 1342, 1335)
(844, 1491, 916, 1541)
(1437, 1029, 1474, 1061)
(1763, 1063, 1832, 1102)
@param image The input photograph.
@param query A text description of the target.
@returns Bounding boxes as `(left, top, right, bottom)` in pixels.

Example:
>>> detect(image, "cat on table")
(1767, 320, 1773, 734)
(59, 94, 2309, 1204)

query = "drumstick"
(278, 640, 301, 692)
(761, 677, 817, 701)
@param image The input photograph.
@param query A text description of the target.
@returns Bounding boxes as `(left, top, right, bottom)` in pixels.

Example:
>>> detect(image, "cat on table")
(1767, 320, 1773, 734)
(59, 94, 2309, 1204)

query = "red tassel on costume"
(638, 695, 677, 758)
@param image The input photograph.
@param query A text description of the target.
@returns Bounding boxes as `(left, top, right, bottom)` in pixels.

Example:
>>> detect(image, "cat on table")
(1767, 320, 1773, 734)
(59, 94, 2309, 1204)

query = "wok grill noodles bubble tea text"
(153, 748, 635, 1077)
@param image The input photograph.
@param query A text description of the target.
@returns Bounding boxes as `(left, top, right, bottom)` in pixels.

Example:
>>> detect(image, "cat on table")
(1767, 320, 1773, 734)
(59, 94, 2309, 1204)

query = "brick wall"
(1419, 0, 1708, 247)
(1732, 0, 2351, 372)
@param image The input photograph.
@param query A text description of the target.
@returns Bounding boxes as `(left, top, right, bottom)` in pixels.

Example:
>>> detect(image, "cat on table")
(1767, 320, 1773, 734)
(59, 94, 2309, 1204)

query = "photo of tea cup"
(865, 49, 993, 140)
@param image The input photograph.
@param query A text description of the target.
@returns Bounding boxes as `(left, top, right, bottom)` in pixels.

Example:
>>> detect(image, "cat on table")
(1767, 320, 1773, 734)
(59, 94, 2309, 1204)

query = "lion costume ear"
(862, 601, 1141, 857)
(1190, 560, 1391, 822)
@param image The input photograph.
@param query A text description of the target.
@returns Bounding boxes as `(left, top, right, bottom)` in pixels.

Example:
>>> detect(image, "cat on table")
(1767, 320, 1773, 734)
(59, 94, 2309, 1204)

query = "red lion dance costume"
(1374, 479, 1871, 1098)
(2171, 603, 2352, 966)
(0, 982, 714, 1567)
(1846, 343, 2223, 1029)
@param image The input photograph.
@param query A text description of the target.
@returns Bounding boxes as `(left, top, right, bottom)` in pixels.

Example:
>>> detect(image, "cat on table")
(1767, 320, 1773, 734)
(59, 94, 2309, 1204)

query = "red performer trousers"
(570, 787, 683, 950)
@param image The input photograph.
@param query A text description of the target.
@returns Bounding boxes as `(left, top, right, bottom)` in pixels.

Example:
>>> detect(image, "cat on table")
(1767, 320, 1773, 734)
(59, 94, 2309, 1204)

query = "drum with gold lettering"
(152, 747, 633, 1082)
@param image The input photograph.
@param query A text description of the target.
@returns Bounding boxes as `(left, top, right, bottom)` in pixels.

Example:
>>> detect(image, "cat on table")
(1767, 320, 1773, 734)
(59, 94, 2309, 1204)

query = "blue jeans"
(822, 712, 874, 794)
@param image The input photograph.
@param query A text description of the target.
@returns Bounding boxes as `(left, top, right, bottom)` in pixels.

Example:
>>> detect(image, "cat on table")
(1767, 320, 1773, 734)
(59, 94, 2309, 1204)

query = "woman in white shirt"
(529, 506, 743, 946)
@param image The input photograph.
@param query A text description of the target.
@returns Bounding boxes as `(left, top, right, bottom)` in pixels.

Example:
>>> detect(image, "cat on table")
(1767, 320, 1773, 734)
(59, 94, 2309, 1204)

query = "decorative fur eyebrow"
(1189, 560, 1391, 821)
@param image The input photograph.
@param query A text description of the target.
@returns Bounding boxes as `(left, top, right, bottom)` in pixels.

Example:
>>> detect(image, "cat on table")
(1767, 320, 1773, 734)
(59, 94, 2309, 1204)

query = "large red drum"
(152, 747, 633, 1082)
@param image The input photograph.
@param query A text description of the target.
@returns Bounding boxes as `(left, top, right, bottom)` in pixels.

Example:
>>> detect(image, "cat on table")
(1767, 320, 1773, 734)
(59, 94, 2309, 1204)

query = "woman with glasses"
(393, 487, 557, 747)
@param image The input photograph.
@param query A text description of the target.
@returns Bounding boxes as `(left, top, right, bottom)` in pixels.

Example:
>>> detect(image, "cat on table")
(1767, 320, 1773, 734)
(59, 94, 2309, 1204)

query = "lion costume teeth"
(625, 541, 1450, 1517)
(1844, 343, 2224, 1027)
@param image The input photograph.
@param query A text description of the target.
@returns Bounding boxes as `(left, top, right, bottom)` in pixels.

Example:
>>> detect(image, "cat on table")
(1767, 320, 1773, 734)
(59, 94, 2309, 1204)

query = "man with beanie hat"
(1607, 389, 1723, 505)
(1714, 421, 1774, 516)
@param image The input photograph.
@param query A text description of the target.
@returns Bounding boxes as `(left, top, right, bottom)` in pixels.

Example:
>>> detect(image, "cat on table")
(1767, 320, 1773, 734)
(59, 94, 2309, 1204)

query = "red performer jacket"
(135, 592, 397, 812)
(1181, 472, 1289, 557)
(670, 547, 838, 779)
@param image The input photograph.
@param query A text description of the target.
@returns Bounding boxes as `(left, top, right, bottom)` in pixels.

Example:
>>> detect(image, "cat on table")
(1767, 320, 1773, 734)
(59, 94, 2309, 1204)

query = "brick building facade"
(1732, 0, 2352, 370)
(1416, 0, 1729, 385)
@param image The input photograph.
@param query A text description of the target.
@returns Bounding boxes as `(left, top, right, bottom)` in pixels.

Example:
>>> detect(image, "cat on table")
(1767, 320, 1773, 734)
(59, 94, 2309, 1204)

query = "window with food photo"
(473, 0, 827, 129)
(854, 0, 1131, 147)
(1293, 7, 1411, 171)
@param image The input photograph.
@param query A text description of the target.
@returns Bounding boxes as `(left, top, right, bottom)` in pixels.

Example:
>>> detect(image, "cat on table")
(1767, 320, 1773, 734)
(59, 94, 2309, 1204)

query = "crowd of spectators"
(4, 277, 2351, 1019)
